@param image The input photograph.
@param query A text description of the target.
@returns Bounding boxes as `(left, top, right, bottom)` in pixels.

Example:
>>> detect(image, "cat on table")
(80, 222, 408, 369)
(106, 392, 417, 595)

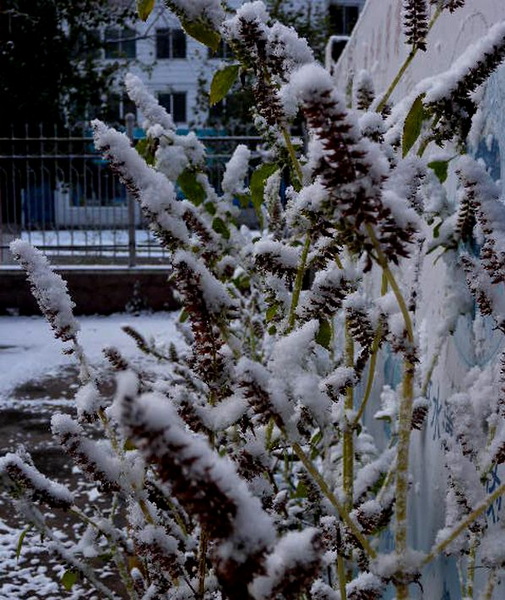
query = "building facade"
(103, 0, 367, 129)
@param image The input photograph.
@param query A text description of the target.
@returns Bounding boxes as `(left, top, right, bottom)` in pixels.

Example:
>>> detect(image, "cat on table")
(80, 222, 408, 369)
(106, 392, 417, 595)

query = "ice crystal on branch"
(118, 377, 276, 597)
(92, 120, 190, 250)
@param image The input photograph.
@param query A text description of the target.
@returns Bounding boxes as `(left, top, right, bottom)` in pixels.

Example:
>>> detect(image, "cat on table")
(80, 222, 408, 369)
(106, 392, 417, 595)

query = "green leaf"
(266, 305, 278, 323)
(179, 308, 189, 323)
(210, 64, 240, 106)
(212, 216, 230, 240)
(428, 160, 449, 183)
(250, 163, 278, 214)
(137, 0, 155, 21)
(61, 570, 79, 591)
(433, 219, 443, 239)
(316, 319, 332, 349)
(204, 201, 217, 215)
(16, 527, 31, 561)
(236, 193, 252, 209)
(135, 138, 156, 166)
(123, 438, 137, 451)
(233, 273, 250, 291)
(294, 480, 308, 498)
(177, 170, 206, 206)
(402, 94, 426, 158)
(182, 19, 221, 52)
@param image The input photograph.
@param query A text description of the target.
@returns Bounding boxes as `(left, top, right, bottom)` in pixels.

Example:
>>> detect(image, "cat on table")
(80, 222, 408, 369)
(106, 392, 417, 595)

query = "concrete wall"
(333, 2, 505, 599)
(0, 267, 178, 316)
(333, 0, 504, 102)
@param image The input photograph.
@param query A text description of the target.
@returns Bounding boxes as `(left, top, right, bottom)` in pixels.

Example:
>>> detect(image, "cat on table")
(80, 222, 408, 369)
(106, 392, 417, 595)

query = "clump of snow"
(0, 452, 74, 509)
(222, 144, 251, 196)
(425, 22, 505, 103)
(10, 239, 80, 344)
(92, 119, 190, 247)
(172, 249, 238, 314)
(169, 0, 224, 28)
(249, 527, 321, 599)
(125, 73, 174, 131)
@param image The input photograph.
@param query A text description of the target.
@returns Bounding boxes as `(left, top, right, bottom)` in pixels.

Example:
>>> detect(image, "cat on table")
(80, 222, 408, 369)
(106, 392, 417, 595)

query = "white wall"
(333, 2, 505, 598)
(333, 0, 504, 101)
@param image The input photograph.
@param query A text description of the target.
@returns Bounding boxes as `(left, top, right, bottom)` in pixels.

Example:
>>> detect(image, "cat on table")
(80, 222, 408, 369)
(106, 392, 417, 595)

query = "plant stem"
(376, 50, 416, 113)
(198, 528, 209, 599)
(354, 272, 388, 425)
(337, 553, 348, 600)
(281, 126, 304, 187)
(354, 326, 381, 425)
(482, 568, 498, 600)
(287, 232, 311, 332)
(465, 533, 478, 598)
(395, 357, 415, 600)
(71, 507, 137, 599)
(421, 482, 505, 566)
(365, 225, 415, 600)
(376, 6, 443, 112)
(291, 441, 376, 558)
(343, 319, 354, 510)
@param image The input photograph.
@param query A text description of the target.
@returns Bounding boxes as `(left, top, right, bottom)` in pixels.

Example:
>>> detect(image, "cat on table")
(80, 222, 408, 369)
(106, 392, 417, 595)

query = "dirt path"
(0, 369, 126, 599)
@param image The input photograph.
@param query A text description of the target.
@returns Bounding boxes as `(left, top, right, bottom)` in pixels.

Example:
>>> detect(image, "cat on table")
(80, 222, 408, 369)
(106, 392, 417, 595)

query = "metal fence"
(0, 125, 262, 265)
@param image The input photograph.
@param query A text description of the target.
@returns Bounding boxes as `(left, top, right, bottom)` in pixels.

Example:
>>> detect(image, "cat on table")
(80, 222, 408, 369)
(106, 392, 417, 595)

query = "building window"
(156, 28, 186, 59)
(105, 27, 136, 59)
(158, 92, 187, 123)
(208, 40, 233, 59)
(329, 5, 360, 36)
(104, 93, 137, 124)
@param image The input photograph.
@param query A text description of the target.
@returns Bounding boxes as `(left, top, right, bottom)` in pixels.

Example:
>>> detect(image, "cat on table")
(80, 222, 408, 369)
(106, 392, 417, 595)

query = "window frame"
(157, 91, 187, 124)
(104, 26, 136, 59)
(156, 28, 187, 60)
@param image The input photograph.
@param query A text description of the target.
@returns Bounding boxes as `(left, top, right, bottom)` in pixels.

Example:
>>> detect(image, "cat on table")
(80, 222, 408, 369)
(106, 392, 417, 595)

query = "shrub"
(3, 1, 505, 598)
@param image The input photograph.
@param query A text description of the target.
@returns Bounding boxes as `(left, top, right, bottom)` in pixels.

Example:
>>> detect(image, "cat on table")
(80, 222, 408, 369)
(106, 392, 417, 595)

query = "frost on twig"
(10, 239, 80, 344)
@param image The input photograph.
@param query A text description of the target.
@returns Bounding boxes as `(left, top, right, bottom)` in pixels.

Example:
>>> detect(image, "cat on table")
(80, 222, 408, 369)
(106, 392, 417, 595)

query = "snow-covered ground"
(0, 312, 179, 404)
(0, 311, 180, 599)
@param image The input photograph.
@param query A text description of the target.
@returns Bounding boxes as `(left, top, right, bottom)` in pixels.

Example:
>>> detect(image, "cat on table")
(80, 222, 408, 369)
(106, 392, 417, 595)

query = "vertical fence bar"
(125, 113, 136, 267)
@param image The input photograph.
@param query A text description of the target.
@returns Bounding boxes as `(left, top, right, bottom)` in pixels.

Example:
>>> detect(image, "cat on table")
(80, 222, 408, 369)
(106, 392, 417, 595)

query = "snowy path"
(0, 312, 180, 599)
(0, 312, 180, 404)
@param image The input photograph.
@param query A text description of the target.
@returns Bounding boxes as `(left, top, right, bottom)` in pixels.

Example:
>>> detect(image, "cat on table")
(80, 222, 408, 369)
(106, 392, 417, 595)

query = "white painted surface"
(333, 0, 504, 101)
(333, 2, 505, 599)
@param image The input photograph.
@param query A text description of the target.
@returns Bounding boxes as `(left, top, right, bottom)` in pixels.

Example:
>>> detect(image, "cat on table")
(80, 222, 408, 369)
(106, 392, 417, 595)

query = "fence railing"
(0, 125, 262, 265)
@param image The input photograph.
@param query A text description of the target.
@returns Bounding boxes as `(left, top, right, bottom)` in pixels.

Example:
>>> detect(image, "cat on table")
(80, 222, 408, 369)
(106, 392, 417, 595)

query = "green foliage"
(315, 319, 332, 349)
(210, 64, 241, 106)
(177, 169, 206, 206)
(136, 0, 155, 21)
(428, 159, 450, 183)
(61, 570, 79, 591)
(250, 163, 279, 216)
(181, 19, 221, 51)
(402, 93, 426, 157)
(15, 526, 31, 562)
(135, 138, 157, 166)
(211, 216, 230, 239)
(0, 0, 136, 131)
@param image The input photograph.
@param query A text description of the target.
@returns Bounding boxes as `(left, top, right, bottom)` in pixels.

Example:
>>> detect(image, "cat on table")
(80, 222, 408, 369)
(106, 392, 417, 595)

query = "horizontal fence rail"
(0, 125, 262, 265)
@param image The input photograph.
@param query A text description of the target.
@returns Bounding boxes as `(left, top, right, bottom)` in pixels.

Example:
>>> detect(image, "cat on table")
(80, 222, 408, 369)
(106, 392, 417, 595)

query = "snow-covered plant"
(2, 1, 505, 599)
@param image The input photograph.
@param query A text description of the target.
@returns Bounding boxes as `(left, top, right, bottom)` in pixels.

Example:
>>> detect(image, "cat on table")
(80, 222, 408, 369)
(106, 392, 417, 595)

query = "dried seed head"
(402, 0, 429, 51)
